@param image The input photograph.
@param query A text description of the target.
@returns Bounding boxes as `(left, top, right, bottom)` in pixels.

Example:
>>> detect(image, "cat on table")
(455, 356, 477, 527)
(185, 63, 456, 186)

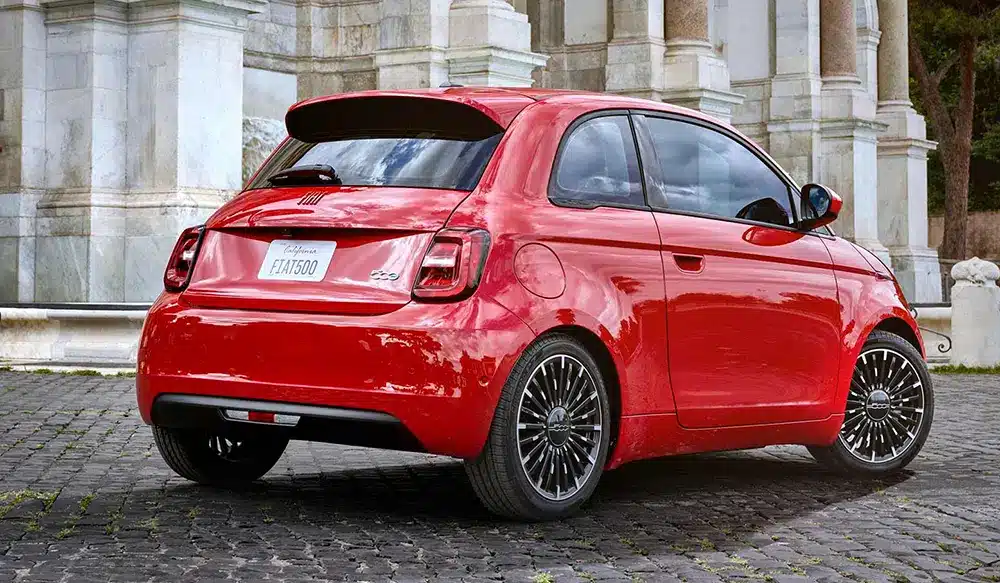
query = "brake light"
(413, 228, 491, 300)
(163, 226, 204, 292)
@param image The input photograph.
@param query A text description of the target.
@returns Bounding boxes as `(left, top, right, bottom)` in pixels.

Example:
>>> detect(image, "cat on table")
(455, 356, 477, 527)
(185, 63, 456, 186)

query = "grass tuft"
(932, 364, 1000, 374)
(31, 368, 53, 375)
(68, 369, 101, 376)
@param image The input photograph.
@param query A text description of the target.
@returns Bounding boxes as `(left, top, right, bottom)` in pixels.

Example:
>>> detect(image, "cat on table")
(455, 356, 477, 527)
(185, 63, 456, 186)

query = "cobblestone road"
(0, 370, 998, 582)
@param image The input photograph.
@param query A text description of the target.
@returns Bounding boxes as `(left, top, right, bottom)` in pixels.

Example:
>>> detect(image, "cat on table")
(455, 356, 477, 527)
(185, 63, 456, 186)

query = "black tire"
(465, 333, 612, 520)
(809, 329, 934, 476)
(153, 426, 288, 486)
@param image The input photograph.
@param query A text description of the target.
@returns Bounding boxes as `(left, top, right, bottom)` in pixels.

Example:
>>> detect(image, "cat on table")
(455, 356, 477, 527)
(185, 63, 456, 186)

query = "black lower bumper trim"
(151, 394, 425, 453)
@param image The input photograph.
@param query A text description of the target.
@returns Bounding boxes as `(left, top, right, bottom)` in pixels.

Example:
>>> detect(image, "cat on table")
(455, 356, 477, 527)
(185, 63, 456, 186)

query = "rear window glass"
(246, 133, 502, 192)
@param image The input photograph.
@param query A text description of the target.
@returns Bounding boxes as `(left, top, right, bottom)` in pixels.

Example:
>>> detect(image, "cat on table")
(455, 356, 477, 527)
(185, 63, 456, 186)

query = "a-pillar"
(875, 0, 941, 302)
(819, 0, 888, 262)
(447, 0, 547, 86)
(123, 0, 264, 301)
(661, 0, 741, 123)
(0, 0, 45, 301)
(33, 0, 129, 301)
(375, 0, 451, 89)
(605, 0, 666, 99)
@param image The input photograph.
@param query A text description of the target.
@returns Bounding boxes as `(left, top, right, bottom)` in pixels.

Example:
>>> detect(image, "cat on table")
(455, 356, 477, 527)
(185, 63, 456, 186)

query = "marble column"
(375, 0, 451, 89)
(605, 0, 666, 99)
(819, 0, 888, 262)
(875, 0, 942, 302)
(33, 0, 129, 302)
(767, 0, 823, 185)
(447, 0, 547, 86)
(122, 0, 264, 301)
(0, 0, 45, 301)
(661, 0, 741, 122)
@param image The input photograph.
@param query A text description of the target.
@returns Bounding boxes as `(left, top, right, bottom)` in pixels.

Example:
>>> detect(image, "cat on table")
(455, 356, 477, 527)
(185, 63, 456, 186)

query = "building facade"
(0, 0, 942, 304)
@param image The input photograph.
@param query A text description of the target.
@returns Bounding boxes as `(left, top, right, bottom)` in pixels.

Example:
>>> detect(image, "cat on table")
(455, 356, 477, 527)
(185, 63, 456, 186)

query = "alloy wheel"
(839, 347, 927, 464)
(516, 354, 604, 501)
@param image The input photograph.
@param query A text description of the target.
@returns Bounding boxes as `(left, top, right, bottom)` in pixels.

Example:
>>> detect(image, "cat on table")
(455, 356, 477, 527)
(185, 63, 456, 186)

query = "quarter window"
(641, 116, 795, 227)
(550, 115, 644, 207)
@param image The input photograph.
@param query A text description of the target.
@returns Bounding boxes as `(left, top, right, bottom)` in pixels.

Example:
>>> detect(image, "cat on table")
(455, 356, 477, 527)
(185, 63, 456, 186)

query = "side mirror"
(796, 183, 842, 231)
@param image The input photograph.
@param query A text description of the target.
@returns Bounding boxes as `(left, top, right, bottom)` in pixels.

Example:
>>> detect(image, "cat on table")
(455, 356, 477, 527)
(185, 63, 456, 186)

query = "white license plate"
(257, 240, 336, 282)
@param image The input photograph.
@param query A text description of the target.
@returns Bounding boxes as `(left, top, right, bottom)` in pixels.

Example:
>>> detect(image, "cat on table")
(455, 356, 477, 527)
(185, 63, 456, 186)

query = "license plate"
(257, 240, 336, 282)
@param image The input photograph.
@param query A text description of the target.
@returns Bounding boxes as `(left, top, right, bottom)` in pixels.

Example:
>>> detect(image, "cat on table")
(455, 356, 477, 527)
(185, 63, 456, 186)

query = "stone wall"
(929, 212, 1000, 261)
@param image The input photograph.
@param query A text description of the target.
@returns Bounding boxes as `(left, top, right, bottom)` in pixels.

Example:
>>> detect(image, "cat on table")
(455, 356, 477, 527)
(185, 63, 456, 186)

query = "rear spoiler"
(285, 93, 512, 142)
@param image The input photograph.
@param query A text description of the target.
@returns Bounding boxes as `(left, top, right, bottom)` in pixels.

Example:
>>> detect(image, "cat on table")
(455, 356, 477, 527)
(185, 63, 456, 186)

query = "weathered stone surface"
(2, 370, 1000, 581)
(242, 116, 286, 185)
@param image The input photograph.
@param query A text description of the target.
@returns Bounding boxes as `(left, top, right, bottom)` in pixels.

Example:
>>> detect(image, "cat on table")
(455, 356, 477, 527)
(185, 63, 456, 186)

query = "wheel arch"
(537, 324, 623, 461)
(873, 316, 923, 357)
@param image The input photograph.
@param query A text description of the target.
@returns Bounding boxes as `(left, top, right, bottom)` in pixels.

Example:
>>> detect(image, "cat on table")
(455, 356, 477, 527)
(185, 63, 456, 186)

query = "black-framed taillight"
(412, 228, 491, 301)
(163, 226, 205, 292)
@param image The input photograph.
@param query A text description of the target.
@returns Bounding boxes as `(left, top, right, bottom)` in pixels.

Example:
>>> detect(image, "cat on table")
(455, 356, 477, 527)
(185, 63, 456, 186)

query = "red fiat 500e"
(137, 88, 934, 520)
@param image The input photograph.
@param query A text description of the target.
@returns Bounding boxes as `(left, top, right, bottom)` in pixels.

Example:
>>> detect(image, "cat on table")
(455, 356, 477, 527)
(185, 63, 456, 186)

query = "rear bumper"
(137, 293, 534, 458)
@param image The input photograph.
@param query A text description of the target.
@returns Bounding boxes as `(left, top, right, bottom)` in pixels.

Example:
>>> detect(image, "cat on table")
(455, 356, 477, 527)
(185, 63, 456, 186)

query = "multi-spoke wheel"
(809, 330, 934, 475)
(466, 334, 611, 520)
(153, 426, 288, 486)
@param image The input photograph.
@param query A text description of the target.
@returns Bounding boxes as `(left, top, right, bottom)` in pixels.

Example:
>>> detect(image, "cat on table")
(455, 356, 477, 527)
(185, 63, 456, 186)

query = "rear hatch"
(182, 92, 532, 315)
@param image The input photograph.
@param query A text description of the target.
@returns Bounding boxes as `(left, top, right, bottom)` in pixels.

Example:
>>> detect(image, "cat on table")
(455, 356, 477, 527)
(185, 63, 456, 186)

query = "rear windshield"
(246, 133, 502, 192)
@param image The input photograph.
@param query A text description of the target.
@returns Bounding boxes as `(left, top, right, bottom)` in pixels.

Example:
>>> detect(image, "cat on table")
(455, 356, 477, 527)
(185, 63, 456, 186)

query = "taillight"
(413, 228, 491, 301)
(163, 226, 204, 292)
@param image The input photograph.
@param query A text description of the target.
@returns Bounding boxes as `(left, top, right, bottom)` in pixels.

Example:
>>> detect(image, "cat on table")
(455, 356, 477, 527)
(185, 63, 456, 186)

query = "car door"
(632, 112, 842, 429)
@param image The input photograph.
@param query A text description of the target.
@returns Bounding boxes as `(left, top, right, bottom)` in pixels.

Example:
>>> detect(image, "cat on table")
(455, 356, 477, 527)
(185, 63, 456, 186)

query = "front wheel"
(153, 426, 288, 486)
(809, 330, 934, 475)
(466, 334, 612, 520)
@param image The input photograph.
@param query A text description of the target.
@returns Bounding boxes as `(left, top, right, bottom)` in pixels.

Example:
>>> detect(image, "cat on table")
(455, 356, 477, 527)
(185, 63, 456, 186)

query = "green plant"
(932, 364, 1000, 374)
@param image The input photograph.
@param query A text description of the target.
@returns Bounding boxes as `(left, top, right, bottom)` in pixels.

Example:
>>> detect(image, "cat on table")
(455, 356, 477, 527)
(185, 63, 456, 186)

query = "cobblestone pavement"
(1, 371, 999, 582)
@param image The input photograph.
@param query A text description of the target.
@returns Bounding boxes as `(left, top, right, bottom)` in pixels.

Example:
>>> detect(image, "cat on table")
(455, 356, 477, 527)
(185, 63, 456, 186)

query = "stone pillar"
(661, 0, 742, 122)
(447, 0, 547, 86)
(375, 0, 451, 89)
(0, 0, 45, 301)
(33, 0, 129, 302)
(819, 0, 888, 262)
(123, 0, 264, 301)
(767, 0, 823, 185)
(605, 0, 666, 99)
(950, 258, 1000, 367)
(876, 0, 942, 302)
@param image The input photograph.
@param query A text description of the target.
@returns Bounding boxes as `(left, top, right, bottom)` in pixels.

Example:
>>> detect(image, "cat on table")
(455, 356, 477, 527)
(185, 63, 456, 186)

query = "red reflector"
(248, 411, 275, 423)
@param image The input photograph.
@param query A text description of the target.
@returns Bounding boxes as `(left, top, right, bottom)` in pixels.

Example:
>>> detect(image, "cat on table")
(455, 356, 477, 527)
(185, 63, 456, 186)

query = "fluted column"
(818, 0, 888, 263)
(660, 0, 742, 122)
(875, 0, 942, 301)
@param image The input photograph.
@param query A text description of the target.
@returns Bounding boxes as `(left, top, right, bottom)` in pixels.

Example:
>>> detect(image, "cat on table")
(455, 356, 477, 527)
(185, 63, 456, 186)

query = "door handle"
(673, 253, 704, 273)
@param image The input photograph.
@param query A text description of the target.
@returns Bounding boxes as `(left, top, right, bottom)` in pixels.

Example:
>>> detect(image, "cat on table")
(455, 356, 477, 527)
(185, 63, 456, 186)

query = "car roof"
(287, 86, 728, 131)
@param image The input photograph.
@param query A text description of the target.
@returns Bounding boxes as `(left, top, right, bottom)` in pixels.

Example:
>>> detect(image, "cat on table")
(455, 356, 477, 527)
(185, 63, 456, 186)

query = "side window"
(550, 115, 644, 207)
(642, 116, 795, 227)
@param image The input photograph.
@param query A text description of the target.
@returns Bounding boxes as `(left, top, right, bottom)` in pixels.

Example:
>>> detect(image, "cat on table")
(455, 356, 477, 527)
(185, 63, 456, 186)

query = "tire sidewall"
(501, 337, 612, 517)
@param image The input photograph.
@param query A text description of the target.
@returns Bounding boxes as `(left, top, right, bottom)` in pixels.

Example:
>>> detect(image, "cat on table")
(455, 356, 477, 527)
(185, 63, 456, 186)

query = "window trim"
(547, 109, 652, 212)
(630, 110, 835, 239)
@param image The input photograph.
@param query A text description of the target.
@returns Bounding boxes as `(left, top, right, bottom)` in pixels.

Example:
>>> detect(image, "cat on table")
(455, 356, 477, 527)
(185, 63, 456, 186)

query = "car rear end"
(137, 91, 536, 459)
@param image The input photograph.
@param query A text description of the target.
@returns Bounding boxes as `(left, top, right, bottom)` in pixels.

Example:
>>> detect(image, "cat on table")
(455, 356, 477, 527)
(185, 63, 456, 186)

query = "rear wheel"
(153, 426, 288, 486)
(466, 334, 611, 520)
(809, 330, 934, 475)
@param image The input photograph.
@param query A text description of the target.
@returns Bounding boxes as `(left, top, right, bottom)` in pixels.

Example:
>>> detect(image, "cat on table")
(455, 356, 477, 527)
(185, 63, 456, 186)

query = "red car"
(137, 88, 934, 520)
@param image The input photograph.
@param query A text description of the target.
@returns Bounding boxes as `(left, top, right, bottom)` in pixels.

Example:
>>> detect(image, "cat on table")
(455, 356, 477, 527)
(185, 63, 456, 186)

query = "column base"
(447, 46, 548, 87)
(888, 245, 944, 303)
(374, 47, 450, 90)
(604, 37, 666, 99)
(662, 41, 743, 123)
